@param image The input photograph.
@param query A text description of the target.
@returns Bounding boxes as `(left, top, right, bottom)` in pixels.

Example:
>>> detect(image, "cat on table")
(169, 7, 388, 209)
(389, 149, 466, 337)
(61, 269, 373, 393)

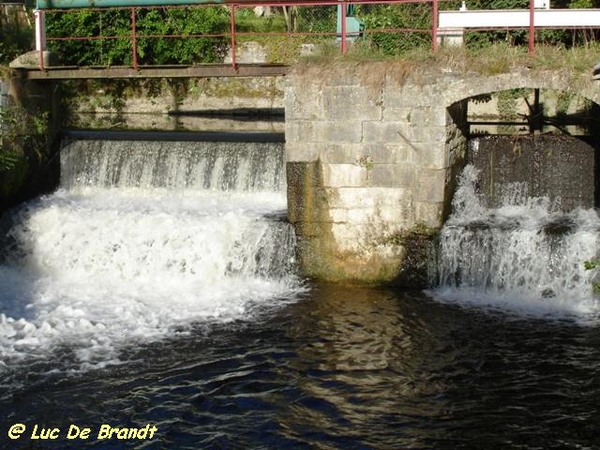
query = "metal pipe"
(230, 4, 237, 69)
(34, 9, 46, 69)
(432, 0, 438, 52)
(529, 0, 535, 53)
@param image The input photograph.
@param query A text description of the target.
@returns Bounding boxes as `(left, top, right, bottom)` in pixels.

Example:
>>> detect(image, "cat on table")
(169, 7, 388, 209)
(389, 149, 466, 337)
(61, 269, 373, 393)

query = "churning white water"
(0, 138, 304, 378)
(431, 164, 600, 321)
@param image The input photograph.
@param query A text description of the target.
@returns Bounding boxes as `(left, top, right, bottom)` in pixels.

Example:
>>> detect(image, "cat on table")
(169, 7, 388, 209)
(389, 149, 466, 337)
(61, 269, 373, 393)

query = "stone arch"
(431, 69, 600, 213)
(436, 70, 600, 136)
(439, 69, 600, 108)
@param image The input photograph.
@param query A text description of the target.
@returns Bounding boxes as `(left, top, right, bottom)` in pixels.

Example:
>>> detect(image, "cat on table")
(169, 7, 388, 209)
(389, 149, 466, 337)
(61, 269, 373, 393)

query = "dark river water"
(1, 134, 599, 449)
(2, 285, 599, 450)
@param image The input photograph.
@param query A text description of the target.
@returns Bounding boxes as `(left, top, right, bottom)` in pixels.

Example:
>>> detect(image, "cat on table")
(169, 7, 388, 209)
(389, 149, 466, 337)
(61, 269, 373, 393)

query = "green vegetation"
(0, 104, 51, 207)
(584, 260, 600, 293)
(0, 106, 23, 172)
(0, 5, 32, 66)
(355, 1, 435, 55)
(0, 0, 597, 67)
(0, 105, 50, 166)
(295, 43, 600, 89)
(45, 7, 231, 66)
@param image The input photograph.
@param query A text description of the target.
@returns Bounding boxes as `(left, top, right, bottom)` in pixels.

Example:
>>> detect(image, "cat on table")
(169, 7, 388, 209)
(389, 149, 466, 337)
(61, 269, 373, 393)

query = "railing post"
(341, 1, 347, 54)
(34, 9, 46, 69)
(529, 0, 535, 54)
(230, 4, 237, 69)
(432, 0, 439, 52)
(131, 7, 138, 70)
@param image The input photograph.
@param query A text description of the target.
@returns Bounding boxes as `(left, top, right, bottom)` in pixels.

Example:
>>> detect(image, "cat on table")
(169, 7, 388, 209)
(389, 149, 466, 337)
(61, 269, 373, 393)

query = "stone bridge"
(284, 62, 600, 285)
(3, 61, 599, 285)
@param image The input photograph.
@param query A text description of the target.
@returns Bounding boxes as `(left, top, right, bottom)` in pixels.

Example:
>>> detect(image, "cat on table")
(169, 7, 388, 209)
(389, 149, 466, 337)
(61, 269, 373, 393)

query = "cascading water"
(431, 163, 600, 322)
(0, 135, 304, 381)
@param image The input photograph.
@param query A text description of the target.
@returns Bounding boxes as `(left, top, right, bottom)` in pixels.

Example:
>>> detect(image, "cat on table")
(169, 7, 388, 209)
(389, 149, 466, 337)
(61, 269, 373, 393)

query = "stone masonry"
(285, 62, 599, 285)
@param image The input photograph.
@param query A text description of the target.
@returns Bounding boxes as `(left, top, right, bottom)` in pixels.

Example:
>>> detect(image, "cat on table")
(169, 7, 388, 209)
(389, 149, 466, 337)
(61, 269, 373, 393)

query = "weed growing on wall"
(0, 105, 49, 170)
(584, 260, 600, 293)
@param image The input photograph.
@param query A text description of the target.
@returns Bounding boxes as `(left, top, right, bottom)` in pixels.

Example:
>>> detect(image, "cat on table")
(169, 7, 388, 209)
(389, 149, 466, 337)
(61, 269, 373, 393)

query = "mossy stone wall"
(0, 78, 61, 214)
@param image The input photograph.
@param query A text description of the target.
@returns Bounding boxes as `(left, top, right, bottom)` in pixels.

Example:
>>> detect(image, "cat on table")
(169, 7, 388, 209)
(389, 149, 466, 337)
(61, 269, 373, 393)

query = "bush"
(45, 6, 230, 66)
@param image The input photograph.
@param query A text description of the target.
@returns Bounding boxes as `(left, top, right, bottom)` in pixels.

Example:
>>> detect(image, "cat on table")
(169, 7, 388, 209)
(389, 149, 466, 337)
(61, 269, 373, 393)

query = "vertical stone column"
(285, 63, 467, 285)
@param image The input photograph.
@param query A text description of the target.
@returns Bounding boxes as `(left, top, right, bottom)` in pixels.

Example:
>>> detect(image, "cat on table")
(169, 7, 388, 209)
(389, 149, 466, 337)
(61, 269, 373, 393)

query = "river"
(0, 132, 598, 449)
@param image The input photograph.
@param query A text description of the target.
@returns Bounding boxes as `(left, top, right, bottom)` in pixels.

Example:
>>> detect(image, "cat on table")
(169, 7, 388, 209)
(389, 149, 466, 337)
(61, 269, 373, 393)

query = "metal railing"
(30, 0, 600, 71)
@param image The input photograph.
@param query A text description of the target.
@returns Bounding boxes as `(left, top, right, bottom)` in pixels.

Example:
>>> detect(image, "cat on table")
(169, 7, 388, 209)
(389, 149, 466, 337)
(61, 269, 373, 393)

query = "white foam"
(0, 138, 304, 377)
(0, 187, 304, 374)
(431, 164, 600, 323)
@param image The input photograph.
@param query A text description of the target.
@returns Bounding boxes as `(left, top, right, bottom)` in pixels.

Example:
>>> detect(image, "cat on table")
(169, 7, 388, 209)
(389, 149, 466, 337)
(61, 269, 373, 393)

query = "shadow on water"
(2, 285, 599, 450)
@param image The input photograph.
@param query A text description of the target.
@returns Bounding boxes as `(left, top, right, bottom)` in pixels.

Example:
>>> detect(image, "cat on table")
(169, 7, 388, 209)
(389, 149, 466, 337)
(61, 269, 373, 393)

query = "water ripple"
(1, 287, 599, 449)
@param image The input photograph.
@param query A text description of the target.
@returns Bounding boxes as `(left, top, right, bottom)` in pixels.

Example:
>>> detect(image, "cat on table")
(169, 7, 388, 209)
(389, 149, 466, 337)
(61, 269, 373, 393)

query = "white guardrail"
(439, 8, 600, 29)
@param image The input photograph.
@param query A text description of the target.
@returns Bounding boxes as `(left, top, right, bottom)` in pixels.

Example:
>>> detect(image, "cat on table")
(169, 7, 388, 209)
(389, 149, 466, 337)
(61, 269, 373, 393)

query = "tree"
(0, 4, 33, 65)
(45, 6, 230, 66)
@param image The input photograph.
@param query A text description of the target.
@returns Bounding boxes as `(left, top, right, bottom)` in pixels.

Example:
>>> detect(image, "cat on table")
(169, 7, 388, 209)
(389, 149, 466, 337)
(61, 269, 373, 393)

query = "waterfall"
(0, 135, 304, 375)
(431, 164, 600, 321)
(60, 139, 286, 192)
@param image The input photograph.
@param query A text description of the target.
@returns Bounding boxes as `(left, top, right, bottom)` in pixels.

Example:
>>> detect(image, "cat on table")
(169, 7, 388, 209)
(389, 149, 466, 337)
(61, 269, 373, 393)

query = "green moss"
(377, 223, 438, 247)
(62, 77, 283, 117)
(191, 78, 282, 100)
(556, 90, 574, 117)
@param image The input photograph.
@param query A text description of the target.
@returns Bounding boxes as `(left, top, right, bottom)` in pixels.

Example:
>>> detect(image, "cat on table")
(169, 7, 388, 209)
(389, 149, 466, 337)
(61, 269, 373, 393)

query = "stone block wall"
(285, 62, 468, 285)
(0, 78, 61, 213)
(468, 134, 596, 211)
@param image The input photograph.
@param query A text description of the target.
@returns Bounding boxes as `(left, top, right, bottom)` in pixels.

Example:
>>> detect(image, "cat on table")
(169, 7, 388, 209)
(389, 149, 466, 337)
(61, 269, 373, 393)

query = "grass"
(283, 40, 600, 95)
(296, 40, 600, 75)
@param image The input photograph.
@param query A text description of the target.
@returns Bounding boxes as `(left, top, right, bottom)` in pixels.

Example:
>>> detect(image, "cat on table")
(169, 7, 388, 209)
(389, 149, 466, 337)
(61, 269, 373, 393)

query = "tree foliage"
(357, 2, 432, 55)
(46, 6, 230, 66)
(17, 0, 600, 65)
(0, 7, 33, 65)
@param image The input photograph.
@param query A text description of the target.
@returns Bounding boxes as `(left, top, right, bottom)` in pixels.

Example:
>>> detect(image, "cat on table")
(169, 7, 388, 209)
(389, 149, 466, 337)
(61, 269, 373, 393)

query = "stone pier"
(285, 62, 469, 284)
(284, 62, 598, 285)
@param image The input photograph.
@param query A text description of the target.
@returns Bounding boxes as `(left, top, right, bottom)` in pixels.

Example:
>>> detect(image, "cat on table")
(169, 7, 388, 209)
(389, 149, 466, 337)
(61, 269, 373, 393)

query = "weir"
(0, 134, 304, 372)
(60, 135, 287, 192)
(432, 162, 600, 316)
(4, 63, 600, 289)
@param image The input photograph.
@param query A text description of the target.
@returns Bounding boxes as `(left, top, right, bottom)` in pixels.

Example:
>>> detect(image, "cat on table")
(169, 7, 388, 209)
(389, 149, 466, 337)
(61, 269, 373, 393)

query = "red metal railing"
(34, 0, 600, 71)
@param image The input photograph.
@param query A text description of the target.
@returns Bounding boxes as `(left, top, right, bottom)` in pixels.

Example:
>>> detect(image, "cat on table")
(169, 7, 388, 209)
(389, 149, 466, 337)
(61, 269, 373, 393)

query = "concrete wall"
(468, 134, 597, 212)
(66, 75, 282, 113)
